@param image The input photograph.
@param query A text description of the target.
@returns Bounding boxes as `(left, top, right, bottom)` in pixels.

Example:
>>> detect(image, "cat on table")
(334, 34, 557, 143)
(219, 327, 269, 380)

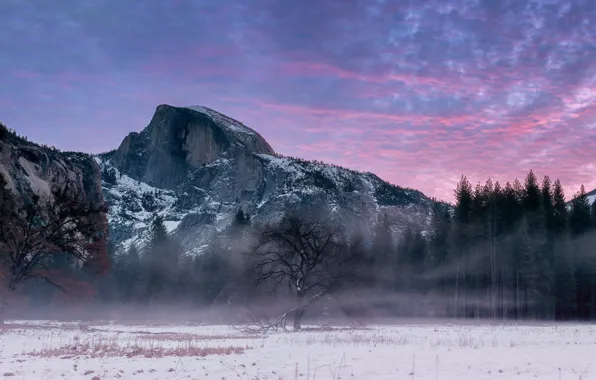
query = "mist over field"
(3, 0, 596, 378)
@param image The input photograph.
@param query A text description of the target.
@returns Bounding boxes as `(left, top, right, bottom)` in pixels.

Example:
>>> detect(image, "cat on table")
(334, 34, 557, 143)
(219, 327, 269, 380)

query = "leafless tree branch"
(0, 178, 108, 321)
(246, 212, 366, 331)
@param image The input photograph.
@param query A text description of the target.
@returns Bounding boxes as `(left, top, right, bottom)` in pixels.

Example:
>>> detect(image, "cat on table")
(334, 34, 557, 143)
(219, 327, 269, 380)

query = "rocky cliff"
(98, 105, 437, 255)
(0, 126, 104, 210)
(107, 104, 273, 191)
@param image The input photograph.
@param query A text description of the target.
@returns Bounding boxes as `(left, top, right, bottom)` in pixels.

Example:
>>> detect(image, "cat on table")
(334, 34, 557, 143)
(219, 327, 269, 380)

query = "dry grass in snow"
(26, 337, 247, 358)
(1, 320, 596, 379)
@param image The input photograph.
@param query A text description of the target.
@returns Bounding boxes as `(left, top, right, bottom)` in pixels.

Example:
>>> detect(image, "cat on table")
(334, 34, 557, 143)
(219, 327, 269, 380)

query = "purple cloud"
(1, 0, 596, 201)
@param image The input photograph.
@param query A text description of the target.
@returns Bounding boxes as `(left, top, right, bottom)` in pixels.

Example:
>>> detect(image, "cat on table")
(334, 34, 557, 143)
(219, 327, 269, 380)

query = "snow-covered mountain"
(587, 188, 596, 206)
(97, 104, 438, 255)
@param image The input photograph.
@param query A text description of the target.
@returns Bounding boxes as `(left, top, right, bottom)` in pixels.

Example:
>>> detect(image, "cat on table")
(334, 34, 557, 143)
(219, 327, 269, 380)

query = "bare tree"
(248, 213, 364, 331)
(0, 176, 108, 322)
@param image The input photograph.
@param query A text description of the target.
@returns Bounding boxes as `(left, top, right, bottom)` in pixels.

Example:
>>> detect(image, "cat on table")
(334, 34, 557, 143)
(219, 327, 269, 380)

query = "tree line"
(368, 171, 596, 321)
(2, 165, 596, 324)
(102, 170, 596, 323)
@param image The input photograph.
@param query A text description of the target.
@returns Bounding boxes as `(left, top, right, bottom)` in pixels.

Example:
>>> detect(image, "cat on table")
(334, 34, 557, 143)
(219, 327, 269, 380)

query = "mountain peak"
(107, 104, 274, 189)
(99, 104, 438, 255)
(155, 104, 275, 155)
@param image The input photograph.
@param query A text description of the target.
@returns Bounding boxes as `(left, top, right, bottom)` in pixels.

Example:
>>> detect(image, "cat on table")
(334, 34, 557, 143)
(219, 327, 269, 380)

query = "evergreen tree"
(550, 180, 577, 319)
(523, 170, 542, 215)
(517, 216, 539, 319)
(513, 178, 524, 204)
(116, 243, 141, 302)
(537, 176, 556, 319)
(141, 214, 180, 304)
(591, 199, 596, 228)
(148, 214, 169, 247)
(551, 179, 568, 235)
(569, 185, 596, 319)
(453, 176, 473, 224)
(448, 175, 475, 317)
(234, 208, 251, 226)
(194, 247, 230, 304)
(569, 185, 592, 236)
(541, 176, 554, 231)
(427, 203, 451, 291)
(176, 255, 198, 305)
(396, 226, 426, 294)
(371, 212, 393, 288)
(502, 181, 523, 232)
(519, 171, 551, 318)
(554, 236, 577, 319)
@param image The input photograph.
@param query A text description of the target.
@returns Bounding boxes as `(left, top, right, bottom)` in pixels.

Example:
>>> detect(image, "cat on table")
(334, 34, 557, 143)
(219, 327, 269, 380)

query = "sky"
(1, 0, 596, 202)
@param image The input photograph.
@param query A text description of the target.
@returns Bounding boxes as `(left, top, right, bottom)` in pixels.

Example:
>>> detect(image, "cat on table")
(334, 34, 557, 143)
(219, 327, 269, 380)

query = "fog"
(4, 193, 596, 328)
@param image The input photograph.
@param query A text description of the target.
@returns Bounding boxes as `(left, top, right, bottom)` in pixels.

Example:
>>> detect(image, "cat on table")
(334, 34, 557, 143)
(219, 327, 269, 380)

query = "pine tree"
(427, 203, 451, 292)
(448, 175, 475, 318)
(591, 199, 596, 228)
(551, 179, 567, 235)
(148, 214, 169, 248)
(120, 243, 141, 302)
(569, 185, 591, 236)
(502, 181, 523, 232)
(234, 208, 251, 226)
(569, 185, 596, 319)
(517, 216, 539, 319)
(141, 214, 180, 304)
(371, 212, 393, 288)
(541, 176, 554, 232)
(550, 179, 577, 319)
(397, 226, 426, 295)
(491, 181, 508, 319)
(195, 248, 229, 304)
(481, 179, 500, 319)
(523, 170, 542, 215)
(176, 255, 198, 305)
(453, 176, 473, 224)
(519, 171, 551, 318)
(538, 176, 555, 319)
(554, 236, 577, 319)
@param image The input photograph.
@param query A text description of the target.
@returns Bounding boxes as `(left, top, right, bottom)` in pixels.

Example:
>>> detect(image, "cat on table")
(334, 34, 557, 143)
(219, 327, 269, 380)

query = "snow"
(185, 105, 256, 136)
(588, 194, 595, 206)
(163, 220, 181, 233)
(1, 320, 595, 379)
(95, 158, 186, 251)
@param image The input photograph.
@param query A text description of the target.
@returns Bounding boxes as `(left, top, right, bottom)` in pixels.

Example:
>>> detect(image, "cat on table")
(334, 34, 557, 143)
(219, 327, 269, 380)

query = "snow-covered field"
(1, 320, 595, 379)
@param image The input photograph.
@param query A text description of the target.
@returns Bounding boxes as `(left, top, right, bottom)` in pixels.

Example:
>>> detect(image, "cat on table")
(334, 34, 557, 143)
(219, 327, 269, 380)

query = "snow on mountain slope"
(100, 104, 438, 255)
(95, 157, 180, 249)
(587, 188, 596, 205)
(185, 105, 256, 136)
(100, 151, 433, 255)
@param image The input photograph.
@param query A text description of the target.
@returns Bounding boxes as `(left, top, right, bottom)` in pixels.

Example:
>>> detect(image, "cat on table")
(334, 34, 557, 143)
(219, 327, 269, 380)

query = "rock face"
(0, 128, 104, 210)
(108, 104, 273, 190)
(587, 188, 596, 205)
(99, 104, 438, 255)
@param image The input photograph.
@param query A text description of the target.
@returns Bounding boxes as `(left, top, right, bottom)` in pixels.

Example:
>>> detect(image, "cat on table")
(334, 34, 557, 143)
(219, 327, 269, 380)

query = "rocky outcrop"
(108, 104, 274, 191)
(0, 128, 104, 209)
(98, 104, 437, 255)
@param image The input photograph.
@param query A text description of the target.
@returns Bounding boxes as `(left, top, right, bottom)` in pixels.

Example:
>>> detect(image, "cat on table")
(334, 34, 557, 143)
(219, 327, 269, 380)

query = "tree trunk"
(0, 293, 7, 325)
(293, 307, 305, 331)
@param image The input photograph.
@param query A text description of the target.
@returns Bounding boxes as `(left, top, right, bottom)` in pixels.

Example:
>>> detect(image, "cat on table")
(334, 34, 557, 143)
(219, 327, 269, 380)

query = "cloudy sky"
(1, 0, 595, 201)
